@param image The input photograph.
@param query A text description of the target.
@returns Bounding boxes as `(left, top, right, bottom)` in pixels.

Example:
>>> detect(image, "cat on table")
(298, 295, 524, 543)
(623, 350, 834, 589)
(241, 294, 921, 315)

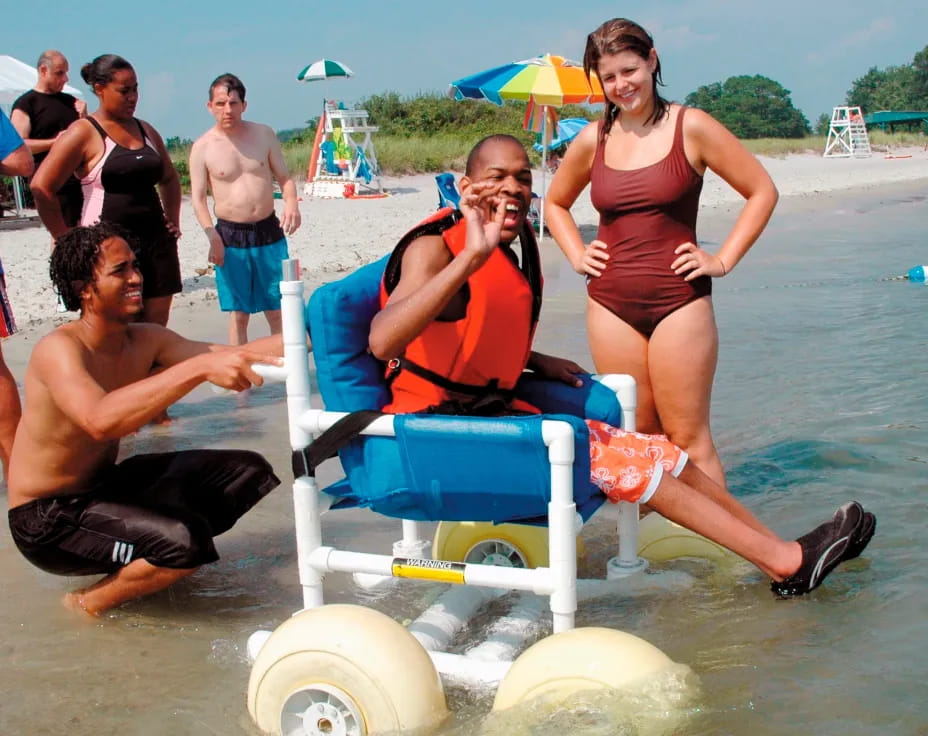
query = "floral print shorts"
(586, 419, 688, 504)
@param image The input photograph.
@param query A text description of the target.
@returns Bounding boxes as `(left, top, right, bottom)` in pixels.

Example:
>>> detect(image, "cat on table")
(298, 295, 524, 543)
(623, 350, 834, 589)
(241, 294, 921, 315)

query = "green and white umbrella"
(297, 59, 354, 82)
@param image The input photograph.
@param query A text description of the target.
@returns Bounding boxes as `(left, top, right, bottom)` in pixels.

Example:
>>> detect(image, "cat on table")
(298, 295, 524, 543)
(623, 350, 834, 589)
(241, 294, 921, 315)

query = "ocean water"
(1, 183, 926, 735)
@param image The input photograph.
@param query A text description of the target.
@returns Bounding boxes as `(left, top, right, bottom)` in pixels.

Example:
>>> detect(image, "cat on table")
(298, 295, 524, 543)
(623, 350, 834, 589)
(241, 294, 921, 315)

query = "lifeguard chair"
(304, 101, 383, 198)
(824, 106, 872, 158)
(242, 254, 726, 735)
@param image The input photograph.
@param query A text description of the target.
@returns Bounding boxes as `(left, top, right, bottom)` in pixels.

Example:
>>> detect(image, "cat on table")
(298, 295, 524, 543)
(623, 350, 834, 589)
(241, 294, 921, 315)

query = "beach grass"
(744, 131, 926, 157)
(168, 131, 926, 188)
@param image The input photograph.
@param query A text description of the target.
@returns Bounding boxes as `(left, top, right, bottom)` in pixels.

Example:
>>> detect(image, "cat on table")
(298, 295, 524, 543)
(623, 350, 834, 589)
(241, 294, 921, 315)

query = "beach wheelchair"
(245, 257, 727, 736)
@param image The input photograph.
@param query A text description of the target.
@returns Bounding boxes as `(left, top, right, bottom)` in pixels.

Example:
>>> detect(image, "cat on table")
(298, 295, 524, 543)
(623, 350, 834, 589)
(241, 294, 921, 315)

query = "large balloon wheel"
(248, 604, 448, 735)
(433, 521, 582, 568)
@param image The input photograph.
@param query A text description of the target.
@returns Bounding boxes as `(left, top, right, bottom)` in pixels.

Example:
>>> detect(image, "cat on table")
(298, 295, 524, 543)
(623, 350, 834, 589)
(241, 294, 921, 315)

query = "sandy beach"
(2, 147, 927, 342)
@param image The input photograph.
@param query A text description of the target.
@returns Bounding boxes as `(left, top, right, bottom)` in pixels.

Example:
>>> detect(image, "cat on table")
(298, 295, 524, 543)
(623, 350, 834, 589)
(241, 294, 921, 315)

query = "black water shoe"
(844, 510, 876, 561)
(771, 501, 864, 597)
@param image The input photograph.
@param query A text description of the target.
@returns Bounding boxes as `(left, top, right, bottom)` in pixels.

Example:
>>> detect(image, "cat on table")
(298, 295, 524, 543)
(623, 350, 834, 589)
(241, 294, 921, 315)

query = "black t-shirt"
(11, 89, 80, 166)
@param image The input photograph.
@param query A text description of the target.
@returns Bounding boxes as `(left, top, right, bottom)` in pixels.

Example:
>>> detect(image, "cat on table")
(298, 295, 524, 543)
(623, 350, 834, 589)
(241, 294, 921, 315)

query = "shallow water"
(2, 183, 927, 734)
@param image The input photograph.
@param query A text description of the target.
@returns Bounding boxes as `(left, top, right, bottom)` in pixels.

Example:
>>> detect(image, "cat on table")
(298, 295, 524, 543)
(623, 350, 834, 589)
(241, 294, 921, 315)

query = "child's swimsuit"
(588, 107, 710, 337)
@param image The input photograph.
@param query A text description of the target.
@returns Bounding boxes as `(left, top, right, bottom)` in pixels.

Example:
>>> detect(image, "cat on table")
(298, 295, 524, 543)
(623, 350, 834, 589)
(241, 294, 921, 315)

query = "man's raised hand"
(459, 181, 506, 258)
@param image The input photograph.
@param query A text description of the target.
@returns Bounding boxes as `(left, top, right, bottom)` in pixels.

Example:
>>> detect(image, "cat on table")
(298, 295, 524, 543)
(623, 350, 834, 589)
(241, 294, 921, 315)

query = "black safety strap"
(385, 357, 514, 400)
(292, 409, 383, 479)
(423, 395, 531, 417)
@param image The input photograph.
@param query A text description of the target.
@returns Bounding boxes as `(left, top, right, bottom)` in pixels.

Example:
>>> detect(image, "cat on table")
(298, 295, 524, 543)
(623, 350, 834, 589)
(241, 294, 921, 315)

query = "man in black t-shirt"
(11, 50, 86, 226)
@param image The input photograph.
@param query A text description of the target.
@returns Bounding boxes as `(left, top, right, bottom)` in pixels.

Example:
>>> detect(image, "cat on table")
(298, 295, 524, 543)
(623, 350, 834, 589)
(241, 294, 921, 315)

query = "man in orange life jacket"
(368, 134, 874, 597)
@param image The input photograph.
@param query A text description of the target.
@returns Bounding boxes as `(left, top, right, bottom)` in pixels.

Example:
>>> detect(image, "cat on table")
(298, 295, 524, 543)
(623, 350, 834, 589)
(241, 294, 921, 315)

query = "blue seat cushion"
(328, 413, 603, 523)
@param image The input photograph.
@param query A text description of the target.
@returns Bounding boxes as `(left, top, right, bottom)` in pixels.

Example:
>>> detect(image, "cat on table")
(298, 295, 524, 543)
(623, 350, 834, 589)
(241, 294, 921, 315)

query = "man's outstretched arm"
(153, 326, 287, 368)
(34, 330, 281, 439)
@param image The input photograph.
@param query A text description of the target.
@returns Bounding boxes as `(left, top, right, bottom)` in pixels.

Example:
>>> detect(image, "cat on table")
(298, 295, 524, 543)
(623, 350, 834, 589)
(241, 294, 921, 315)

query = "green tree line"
(845, 44, 928, 120)
(159, 45, 927, 183)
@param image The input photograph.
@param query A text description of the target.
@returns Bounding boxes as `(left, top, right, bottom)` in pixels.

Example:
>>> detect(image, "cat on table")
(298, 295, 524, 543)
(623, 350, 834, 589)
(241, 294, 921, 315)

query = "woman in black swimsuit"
(31, 54, 182, 327)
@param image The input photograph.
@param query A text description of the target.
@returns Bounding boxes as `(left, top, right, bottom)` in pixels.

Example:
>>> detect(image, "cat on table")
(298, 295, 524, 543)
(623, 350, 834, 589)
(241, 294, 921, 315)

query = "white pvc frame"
(254, 259, 652, 684)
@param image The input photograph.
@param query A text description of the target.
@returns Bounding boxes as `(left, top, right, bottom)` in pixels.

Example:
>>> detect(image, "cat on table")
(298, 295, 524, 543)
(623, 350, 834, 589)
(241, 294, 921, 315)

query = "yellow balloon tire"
(492, 627, 678, 711)
(247, 604, 448, 736)
(636, 512, 732, 563)
(432, 521, 583, 569)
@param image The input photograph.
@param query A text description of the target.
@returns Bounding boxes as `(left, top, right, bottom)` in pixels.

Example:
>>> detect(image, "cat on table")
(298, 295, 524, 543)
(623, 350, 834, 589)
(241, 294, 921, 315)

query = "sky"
(3, 0, 925, 139)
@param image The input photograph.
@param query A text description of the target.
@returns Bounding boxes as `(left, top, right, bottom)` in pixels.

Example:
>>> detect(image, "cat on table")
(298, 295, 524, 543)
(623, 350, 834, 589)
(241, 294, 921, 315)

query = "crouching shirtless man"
(7, 222, 284, 616)
(369, 134, 875, 597)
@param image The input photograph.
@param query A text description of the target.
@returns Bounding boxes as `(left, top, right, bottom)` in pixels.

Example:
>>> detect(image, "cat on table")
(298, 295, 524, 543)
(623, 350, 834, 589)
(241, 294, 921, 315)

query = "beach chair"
(318, 140, 342, 176)
(435, 171, 461, 209)
(354, 146, 373, 184)
(245, 257, 718, 735)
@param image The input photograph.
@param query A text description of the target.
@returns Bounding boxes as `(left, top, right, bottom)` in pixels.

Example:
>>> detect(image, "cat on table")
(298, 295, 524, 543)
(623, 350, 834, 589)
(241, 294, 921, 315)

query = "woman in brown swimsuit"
(546, 18, 778, 495)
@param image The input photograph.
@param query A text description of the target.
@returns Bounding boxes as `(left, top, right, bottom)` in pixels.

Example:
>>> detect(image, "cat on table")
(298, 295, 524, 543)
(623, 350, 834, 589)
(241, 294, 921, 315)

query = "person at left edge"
(0, 109, 33, 479)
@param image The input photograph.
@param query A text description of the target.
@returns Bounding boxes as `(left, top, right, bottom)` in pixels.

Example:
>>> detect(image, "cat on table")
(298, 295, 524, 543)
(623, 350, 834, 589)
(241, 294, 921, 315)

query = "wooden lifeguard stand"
(823, 106, 872, 158)
(304, 101, 383, 198)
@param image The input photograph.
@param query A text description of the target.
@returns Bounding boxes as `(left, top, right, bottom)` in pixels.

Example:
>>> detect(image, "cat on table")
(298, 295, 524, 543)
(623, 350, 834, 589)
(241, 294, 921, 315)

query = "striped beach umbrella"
(297, 59, 354, 82)
(449, 54, 604, 235)
(449, 54, 603, 107)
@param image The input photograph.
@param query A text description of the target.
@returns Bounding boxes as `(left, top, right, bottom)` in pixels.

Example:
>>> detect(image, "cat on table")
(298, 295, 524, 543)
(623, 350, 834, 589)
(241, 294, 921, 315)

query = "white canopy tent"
(0, 53, 84, 108)
(0, 54, 84, 218)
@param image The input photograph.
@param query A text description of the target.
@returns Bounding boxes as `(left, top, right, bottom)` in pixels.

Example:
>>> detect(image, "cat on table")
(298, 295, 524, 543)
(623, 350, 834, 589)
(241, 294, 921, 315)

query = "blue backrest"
(307, 256, 390, 412)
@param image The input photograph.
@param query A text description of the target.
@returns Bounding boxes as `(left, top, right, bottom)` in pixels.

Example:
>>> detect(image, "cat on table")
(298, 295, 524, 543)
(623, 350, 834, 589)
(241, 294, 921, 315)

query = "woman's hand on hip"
(672, 241, 727, 280)
(577, 239, 609, 277)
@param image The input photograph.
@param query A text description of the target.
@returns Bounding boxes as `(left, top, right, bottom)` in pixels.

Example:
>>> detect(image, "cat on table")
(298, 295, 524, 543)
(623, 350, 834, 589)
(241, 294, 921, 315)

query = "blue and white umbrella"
(533, 117, 590, 152)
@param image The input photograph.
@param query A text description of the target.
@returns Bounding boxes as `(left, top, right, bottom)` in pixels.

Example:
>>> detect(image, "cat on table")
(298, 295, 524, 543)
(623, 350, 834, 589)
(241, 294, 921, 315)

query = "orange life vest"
(380, 209, 543, 414)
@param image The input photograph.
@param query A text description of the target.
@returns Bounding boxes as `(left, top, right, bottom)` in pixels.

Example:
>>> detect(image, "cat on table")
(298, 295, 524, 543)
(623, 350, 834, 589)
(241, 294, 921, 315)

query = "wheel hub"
(280, 684, 365, 736)
(465, 539, 527, 568)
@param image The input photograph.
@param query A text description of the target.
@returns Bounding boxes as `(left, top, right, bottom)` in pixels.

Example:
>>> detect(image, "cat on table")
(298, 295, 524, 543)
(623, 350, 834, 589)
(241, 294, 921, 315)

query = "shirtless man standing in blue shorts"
(6, 222, 284, 616)
(190, 73, 302, 345)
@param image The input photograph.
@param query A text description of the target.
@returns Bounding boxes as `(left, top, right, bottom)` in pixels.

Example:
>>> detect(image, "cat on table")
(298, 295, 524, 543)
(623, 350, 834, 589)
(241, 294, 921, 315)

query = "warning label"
(391, 557, 466, 584)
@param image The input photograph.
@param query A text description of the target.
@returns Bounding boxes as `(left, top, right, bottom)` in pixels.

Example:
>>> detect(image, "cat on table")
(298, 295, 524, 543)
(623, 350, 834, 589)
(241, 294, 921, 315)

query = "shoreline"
(1, 148, 926, 351)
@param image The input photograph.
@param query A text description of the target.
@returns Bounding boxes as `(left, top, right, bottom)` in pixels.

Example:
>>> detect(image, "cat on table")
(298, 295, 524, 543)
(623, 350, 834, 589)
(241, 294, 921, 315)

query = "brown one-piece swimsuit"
(588, 107, 710, 337)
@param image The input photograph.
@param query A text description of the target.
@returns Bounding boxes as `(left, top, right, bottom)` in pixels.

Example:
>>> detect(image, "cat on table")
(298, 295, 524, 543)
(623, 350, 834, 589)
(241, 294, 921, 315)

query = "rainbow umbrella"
(450, 54, 604, 234)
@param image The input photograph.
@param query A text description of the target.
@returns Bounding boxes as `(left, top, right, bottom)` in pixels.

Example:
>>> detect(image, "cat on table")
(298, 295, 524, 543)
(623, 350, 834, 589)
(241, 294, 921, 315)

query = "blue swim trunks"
(215, 213, 289, 313)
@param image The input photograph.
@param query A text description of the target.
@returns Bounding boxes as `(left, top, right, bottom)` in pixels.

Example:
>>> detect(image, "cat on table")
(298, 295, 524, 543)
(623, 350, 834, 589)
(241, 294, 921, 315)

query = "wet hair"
(80, 54, 134, 90)
(584, 18, 668, 135)
(50, 222, 137, 312)
(36, 50, 64, 70)
(209, 73, 246, 102)
(465, 134, 527, 176)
